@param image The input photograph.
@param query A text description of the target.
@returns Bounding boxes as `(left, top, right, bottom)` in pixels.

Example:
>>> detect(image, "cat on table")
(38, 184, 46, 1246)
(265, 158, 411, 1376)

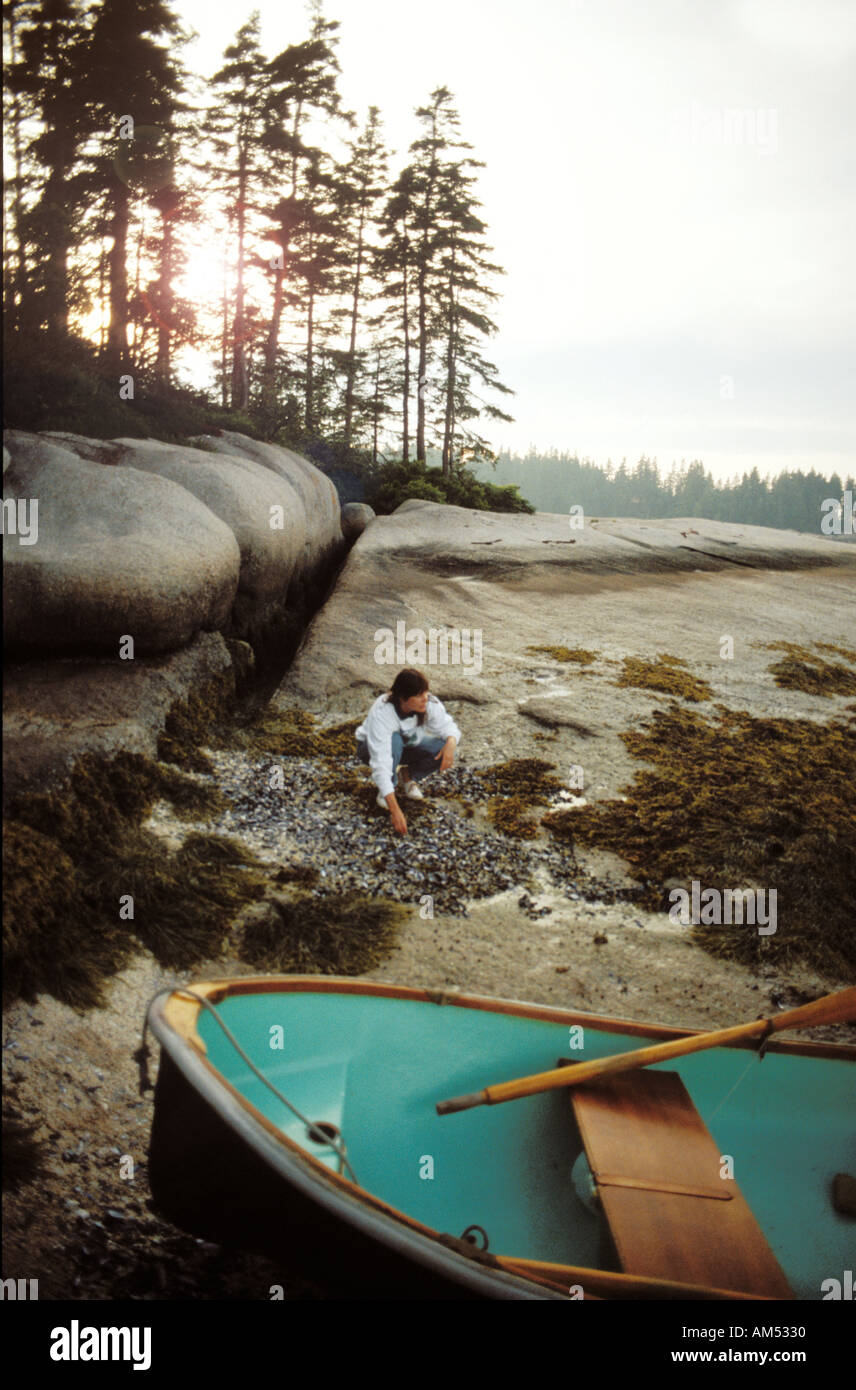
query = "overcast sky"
(175, 0, 855, 481)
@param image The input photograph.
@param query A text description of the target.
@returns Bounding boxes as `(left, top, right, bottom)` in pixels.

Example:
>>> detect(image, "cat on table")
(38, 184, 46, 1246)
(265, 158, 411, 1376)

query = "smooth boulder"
(106, 438, 305, 622)
(3, 433, 240, 656)
(341, 502, 375, 541)
(190, 431, 342, 575)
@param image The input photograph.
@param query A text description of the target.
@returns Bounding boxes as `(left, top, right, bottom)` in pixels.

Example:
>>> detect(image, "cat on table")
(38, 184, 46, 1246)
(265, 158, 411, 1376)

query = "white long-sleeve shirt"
(355, 693, 462, 798)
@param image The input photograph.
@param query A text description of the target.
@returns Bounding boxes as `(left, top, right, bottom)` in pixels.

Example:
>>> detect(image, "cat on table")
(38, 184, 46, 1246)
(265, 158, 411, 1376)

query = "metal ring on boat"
(461, 1224, 490, 1251)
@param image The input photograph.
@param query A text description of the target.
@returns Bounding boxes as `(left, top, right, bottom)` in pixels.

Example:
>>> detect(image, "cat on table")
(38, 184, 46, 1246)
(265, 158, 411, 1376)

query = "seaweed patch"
(2, 754, 239, 1008)
(222, 707, 361, 760)
(543, 703, 856, 972)
(157, 671, 236, 774)
(480, 758, 565, 839)
(615, 653, 712, 702)
(239, 890, 408, 974)
(764, 641, 856, 698)
(526, 645, 599, 666)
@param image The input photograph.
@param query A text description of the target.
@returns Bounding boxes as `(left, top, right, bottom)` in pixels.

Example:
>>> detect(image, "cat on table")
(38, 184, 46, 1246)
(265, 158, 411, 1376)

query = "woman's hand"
(386, 795, 407, 835)
(434, 736, 456, 773)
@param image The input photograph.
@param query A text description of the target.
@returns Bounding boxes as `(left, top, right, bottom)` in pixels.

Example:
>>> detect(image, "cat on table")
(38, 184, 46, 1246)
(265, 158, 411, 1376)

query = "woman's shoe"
(400, 780, 424, 800)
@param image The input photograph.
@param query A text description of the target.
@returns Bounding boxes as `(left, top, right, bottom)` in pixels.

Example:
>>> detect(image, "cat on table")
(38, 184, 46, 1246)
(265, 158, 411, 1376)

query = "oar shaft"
(484, 1018, 769, 1105)
(496, 1257, 777, 1301)
(436, 987, 856, 1115)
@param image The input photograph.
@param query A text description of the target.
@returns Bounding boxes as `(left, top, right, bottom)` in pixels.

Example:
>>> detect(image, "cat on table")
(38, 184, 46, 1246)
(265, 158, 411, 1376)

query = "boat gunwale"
(157, 974, 856, 1062)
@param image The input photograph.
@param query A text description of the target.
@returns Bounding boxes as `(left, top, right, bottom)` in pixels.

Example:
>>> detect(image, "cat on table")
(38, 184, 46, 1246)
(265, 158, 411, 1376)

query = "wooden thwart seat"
(569, 1068, 793, 1298)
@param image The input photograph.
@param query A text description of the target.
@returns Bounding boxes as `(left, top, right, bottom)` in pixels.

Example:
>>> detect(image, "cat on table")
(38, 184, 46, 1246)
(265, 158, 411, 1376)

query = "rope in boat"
(703, 1014, 775, 1125)
(139, 988, 359, 1185)
(703, 1050, 760, 1125)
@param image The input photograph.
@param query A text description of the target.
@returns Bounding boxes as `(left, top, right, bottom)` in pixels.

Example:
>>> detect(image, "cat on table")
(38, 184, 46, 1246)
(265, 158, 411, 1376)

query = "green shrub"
(365, 460, 533, 515)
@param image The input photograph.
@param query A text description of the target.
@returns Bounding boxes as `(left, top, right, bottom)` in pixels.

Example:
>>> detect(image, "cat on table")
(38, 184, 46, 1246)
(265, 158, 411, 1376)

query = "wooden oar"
(436, 986, 856, 1115)
(494, 1256, 779, 1301)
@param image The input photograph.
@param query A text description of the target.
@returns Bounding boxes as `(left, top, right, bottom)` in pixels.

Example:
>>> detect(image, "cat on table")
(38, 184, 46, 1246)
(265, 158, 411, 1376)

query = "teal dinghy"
(146, 977, 856, 1300)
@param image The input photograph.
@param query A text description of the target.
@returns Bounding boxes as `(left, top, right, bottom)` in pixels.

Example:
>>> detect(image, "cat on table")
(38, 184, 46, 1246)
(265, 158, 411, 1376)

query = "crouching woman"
(355, 668, 460, 836)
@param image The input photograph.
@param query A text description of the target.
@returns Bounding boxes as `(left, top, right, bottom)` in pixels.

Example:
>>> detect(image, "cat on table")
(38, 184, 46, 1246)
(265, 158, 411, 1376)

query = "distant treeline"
(474, 452, 855, 532)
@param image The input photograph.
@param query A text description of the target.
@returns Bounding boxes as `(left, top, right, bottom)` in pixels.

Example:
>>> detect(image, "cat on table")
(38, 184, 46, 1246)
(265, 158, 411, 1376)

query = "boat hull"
(149, 1030, 560, 1299)
(147, 978, 856, 1301)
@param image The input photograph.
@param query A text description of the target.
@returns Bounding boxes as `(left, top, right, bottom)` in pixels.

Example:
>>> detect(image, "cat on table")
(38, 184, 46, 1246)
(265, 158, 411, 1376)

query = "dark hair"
(387, 668, 429, 723)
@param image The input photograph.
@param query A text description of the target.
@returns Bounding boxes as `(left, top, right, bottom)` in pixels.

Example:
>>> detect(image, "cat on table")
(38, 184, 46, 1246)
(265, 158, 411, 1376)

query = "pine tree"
(2, 1, 35, 335)
(4, 0, 90, 344)
(386, 88, 513, 468)
(145, 182, 201, 383)
(206, 14, 274, 411)
(332, 106, 389, 449)
(376, 164, 418, 460)
(260, 7, 353, 434)
(409, 88, 459, 462)
(76, 0, 187, 376)
(432, 160, 513, 471)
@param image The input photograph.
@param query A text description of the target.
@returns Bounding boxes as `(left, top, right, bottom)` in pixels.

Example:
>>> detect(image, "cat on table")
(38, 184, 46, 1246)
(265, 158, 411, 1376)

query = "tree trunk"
(305, 281, 315, 434)
(220, 242, 229, 409)
(131, 206, 145, 357)
(441, 262, 457, 473)
(415, 256, 428, 462)
(41, 166, 72, 341)
(98, 236, 107, 353)
(401, 227, 411, 462)
(5, 3, 27, 335)
(372, 346, 381, 465)
(343, 208, 366, 449)
(231, 148, 249, 411)
(105, 182, 131, 374)
(261, 249, 286, 414)
(155, 213, 173, 383)
(33, 14, 75, 342)
(415, 108, 441, 463)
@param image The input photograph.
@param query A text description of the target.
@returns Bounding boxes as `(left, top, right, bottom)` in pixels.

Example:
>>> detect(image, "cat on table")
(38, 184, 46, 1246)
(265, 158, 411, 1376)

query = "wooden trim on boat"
(161, 975, 856, 1062)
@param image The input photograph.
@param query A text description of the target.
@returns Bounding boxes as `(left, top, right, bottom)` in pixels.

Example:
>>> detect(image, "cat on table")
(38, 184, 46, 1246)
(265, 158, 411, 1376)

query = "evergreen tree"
(376, 164, 418, 460)
(206, 13, 274, 410)
(386, 88, 513, 468)
(432, 159, 513, 470)
(76, 0, 187, 376)
(333, 106, 389, 449)
(409, 88, 458, 462)
(146, 182, 201, 383)
(261, 7, 353, 434)
(4, 0, 89, 344)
